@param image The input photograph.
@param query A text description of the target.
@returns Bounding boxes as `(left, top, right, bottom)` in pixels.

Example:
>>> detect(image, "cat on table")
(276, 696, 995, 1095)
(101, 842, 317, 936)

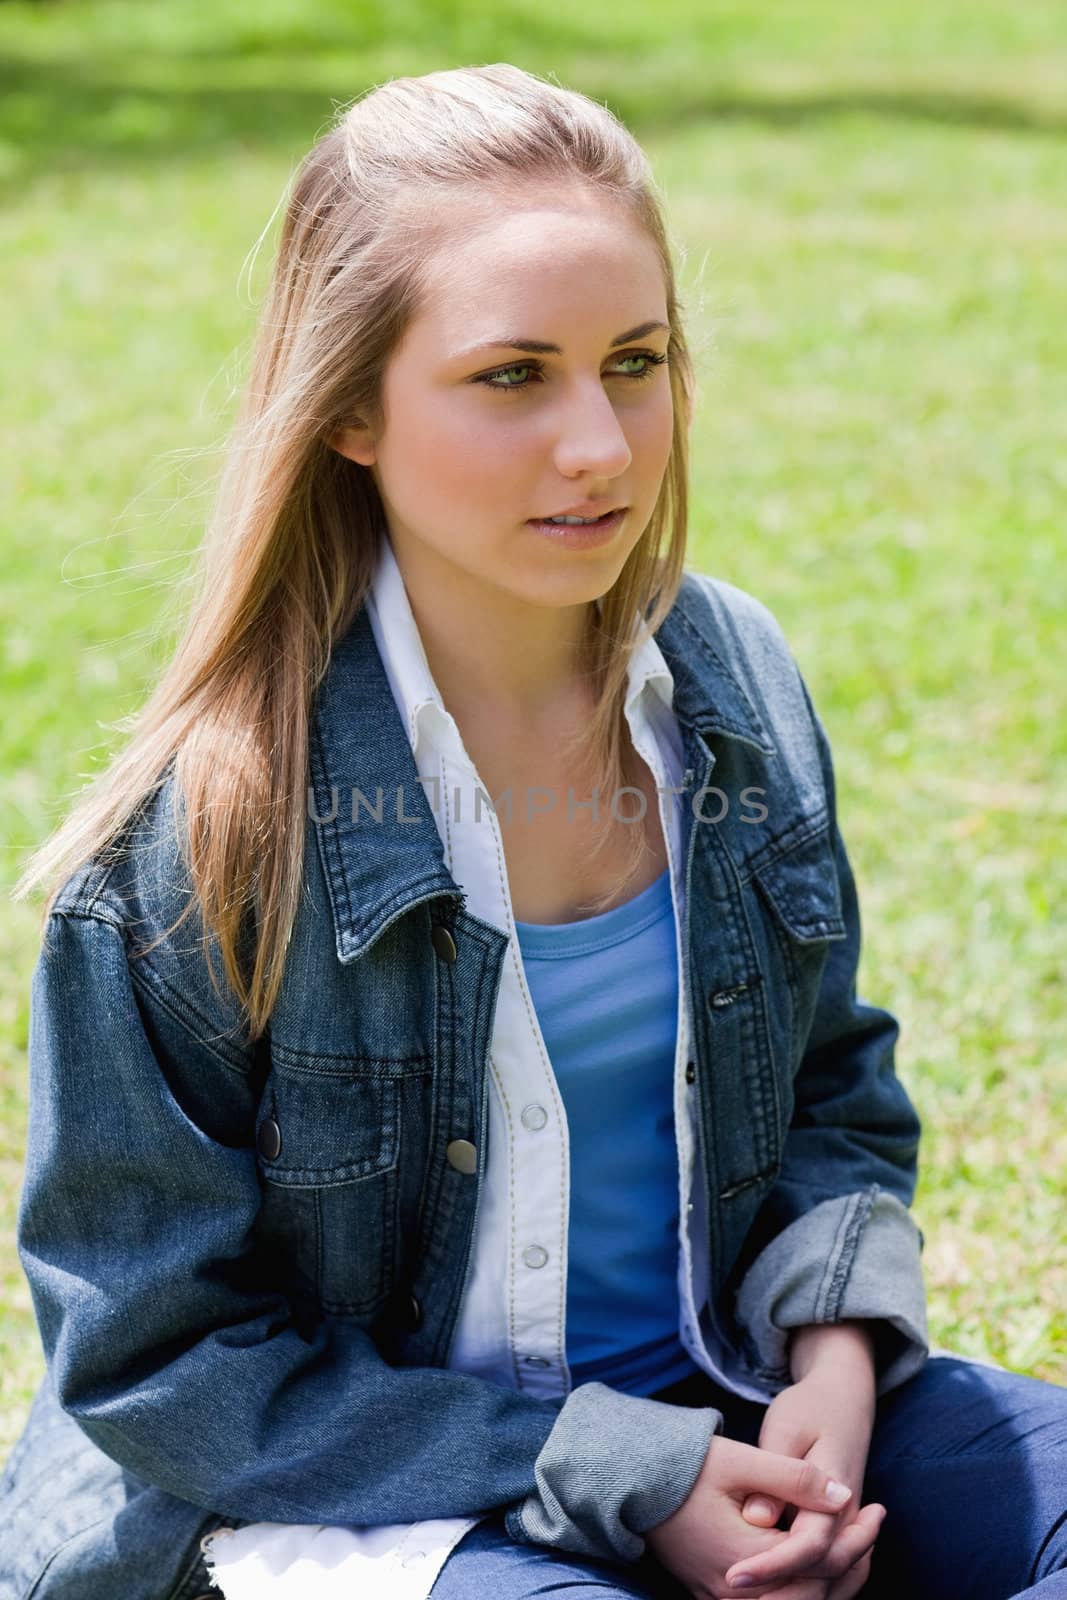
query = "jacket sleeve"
(18, 906, 718, 1562)
(728, 676, 930, 1400)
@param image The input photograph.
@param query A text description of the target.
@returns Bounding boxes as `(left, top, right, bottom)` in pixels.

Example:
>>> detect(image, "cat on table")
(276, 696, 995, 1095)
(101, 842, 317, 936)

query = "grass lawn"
(2, 0, 1064, 1456)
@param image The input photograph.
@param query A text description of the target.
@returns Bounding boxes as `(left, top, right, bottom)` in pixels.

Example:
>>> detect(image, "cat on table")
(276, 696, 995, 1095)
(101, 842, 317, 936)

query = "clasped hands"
(644, 1323, 883, 1600)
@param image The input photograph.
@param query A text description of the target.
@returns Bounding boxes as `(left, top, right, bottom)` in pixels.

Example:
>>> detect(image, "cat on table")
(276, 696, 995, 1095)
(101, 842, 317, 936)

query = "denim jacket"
(11, 569, 928, 1594)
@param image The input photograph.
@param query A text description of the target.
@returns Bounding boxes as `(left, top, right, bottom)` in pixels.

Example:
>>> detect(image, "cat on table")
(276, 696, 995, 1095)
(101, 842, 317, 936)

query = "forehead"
(409, 196, 667, 347)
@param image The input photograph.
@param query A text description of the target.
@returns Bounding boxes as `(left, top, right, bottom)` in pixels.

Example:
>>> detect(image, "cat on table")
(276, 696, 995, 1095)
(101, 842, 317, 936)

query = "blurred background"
(1, 0, 1064, 1452)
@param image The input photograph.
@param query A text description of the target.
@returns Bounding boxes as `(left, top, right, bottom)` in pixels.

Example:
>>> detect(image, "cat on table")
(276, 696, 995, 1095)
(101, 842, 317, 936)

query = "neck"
(388, 537, 599, 729)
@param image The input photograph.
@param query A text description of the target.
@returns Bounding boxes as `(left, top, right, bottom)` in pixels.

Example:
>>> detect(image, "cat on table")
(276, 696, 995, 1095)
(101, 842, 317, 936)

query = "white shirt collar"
(366, 534, 675, 757)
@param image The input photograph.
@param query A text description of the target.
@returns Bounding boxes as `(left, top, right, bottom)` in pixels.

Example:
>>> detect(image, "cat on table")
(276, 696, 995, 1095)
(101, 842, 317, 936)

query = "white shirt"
(202, 540, 774, 1600)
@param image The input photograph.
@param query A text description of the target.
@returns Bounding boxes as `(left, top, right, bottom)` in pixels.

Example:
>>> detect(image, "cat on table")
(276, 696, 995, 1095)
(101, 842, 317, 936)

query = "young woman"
(2, 62, 1064, 1600)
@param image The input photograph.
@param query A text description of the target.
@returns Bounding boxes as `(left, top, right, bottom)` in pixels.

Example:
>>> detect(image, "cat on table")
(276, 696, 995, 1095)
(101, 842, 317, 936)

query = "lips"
(525, 507, 627, 546)
(530, 505, 626, 523)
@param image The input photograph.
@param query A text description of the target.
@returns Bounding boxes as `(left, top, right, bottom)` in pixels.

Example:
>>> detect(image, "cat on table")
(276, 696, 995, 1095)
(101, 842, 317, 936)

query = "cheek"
(652, 387, 675, 457)
(379, 397, 474, 504)
(637, 388, 676, 471)
(387, 384, 523, 490)
(378, 406, 530, 542)
(426, 409, 541, 512)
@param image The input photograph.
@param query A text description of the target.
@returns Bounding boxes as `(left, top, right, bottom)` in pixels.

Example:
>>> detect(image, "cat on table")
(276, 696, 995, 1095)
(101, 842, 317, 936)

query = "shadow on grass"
(2, 44, 1065, 193)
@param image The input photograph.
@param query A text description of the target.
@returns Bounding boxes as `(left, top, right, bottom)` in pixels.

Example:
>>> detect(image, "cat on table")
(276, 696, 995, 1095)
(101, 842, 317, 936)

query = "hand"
(642, 1432, 866, 1600)
(723, 1327, 882, 1596)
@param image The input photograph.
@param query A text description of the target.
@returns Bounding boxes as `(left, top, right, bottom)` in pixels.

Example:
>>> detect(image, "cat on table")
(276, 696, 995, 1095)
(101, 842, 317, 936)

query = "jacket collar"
(308, 566, 774, 962)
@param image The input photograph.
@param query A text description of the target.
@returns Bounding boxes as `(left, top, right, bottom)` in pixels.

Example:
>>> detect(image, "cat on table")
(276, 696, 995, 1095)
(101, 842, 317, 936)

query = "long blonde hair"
(11, 63, 698, 1042)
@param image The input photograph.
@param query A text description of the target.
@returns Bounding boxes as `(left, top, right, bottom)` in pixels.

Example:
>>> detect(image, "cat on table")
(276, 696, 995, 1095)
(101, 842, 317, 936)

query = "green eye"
(474, 351, 668, 394)
(484, 364, 532, 387)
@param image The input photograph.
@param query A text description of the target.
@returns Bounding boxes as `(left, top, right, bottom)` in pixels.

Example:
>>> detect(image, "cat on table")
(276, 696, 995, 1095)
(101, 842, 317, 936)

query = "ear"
(328, 423, 377, 467)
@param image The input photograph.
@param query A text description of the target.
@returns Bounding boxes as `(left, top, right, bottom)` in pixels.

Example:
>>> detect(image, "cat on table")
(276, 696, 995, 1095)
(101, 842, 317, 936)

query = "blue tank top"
(514, 867, 703, 1396)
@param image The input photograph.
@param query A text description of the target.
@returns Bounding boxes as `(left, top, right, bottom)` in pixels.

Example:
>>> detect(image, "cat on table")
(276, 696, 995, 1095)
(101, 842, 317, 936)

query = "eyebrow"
(456, 320, 671, 360)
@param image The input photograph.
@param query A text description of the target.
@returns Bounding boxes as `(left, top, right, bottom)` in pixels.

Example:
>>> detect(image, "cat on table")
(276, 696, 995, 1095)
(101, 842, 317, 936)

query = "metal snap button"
(431, 925, 458, 963)
(522, 1244, 549, 1269)
(520, 1103, 548, 1131)
(405, 1292, 423, 1331)
(446, 1138, 477, 1174)
(257, 1117, 282, 1160)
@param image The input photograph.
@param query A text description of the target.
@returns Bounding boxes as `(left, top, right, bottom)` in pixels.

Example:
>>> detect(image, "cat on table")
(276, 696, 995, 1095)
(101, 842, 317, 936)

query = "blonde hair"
(11, 63, 697, 1042)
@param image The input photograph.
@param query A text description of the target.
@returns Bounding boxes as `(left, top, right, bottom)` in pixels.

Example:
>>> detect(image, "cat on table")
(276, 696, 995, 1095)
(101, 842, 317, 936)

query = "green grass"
(2, 0, 1065, 1455)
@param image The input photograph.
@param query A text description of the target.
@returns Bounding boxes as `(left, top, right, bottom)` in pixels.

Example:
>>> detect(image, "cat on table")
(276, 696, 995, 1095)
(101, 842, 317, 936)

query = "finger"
(725, 1449, 853, 1516)
(723, 1508, 838, 1588)
(741, 1495, 783, 1526)
(827, 1548, 872, 1600)
(805, 1504, 885, 1582)
(716, 1579, 828, 1600)
(727, 1505, 884, 1590)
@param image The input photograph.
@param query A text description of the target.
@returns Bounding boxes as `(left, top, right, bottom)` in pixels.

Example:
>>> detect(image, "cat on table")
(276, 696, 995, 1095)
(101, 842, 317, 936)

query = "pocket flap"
(256, 1060, 400, 1185)
(751, 825, 847, 944)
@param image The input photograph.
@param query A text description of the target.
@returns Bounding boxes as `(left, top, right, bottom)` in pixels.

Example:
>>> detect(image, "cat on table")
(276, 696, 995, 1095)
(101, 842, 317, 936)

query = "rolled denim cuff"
(502, 1380, 722, 1563)
(734, 1184, 929, 1399)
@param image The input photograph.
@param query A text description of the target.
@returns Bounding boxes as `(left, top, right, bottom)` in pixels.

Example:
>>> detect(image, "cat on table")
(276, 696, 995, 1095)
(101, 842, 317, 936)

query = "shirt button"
(446, 1139, 477, 1174)
(685, 1061, 696, 1084)
(522, 1245, 549, 1269)
(401, 1551, 427, 1567)
(521, 1103, 548, 1131)
(257, 1117, 282, 1160)
(405, 1293, 423, 1331)
(431, 925, 458, 963)
(523, 1355, 551, 1368)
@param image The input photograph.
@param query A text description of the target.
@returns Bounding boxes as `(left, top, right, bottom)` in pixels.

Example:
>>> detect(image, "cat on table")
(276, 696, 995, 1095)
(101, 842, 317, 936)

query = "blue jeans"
(428, 1356, 1067, 1600)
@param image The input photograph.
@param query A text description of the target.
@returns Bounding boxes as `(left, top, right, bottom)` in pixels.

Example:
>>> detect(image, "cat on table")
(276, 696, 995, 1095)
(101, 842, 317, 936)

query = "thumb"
(741, 1494, 782, 1526)
(729, 1448, 853, 1515)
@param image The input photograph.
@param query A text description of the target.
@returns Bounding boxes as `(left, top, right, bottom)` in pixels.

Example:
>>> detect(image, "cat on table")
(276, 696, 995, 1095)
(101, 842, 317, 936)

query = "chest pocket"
(253, 1050, 402, 1318)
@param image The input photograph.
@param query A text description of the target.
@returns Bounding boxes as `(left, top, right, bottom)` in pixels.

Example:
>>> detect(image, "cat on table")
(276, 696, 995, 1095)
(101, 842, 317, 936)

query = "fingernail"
(730, 1578, 755, 1590)
(826, 1480, 852, 1505)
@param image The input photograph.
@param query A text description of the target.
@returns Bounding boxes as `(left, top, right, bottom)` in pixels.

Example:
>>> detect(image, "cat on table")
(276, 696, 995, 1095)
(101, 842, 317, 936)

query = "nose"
(551, 377, 633, 481)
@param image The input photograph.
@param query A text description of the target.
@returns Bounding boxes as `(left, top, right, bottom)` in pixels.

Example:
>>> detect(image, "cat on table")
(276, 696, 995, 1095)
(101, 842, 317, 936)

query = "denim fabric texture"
(1, 569, 929, 1598)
